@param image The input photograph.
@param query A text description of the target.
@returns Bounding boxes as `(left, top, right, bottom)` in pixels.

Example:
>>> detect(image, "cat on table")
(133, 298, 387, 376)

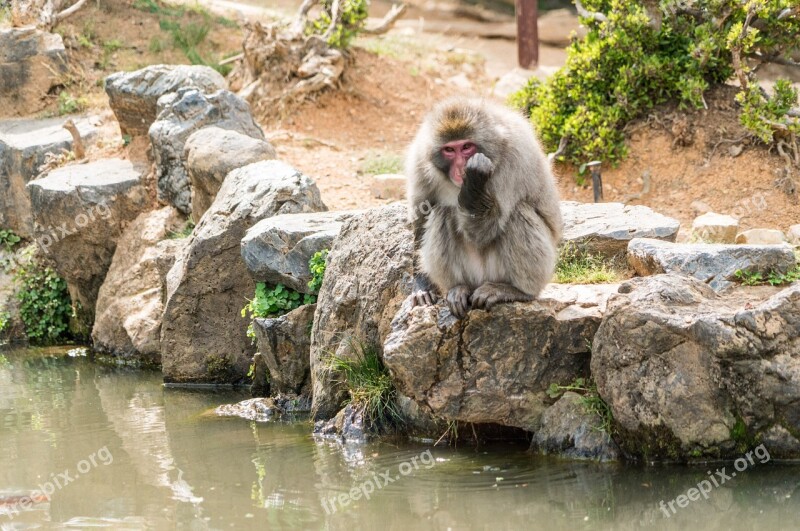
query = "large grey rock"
(627, 238, 796, 291)
(309, 204, 415, 419)
(27, 159, 149, 332)
(161, 161, 326, 383)
(252, 304, 316, 396)
(241, 211, 357, 294)
(0, 116, 96, 237)
(532, 391, 620, 461)
(0, 27, 67, 116)
(105, 65, 226, 137)
(92, 207, 186, 364)
(561, 201, 680, 258)
(382, 283, 618, 431)
(691, 212, 738, 244)
(150, 87, 265, 215)
(185, 126, 276, 223)
(592, 275, 800, 461)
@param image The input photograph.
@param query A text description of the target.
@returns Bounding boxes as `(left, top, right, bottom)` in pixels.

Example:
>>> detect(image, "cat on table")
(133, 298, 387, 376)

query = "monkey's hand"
(411, 274, 436, 307)
(459, 153, 495, 216)
(446, 285, 472, 319)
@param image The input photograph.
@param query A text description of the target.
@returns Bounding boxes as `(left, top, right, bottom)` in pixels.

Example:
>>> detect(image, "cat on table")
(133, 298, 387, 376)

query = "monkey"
(405, 98, 563, 319)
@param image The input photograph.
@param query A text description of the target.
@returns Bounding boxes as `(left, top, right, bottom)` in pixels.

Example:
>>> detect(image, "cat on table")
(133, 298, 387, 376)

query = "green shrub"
(307, 249, 329, 293)
(0, 229, 21, 251)
(14, 251, 72, 345)
(308, 0, 369, 48)
(241, 283, 315, 341)
(0, 310, 10, 333)
(510, 0, 800, 166)
(57, 92, 88, 116)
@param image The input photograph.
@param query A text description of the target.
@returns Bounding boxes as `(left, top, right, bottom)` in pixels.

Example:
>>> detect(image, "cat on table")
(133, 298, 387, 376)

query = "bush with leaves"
(0, 229, 21, 252)
(308, 0, 369, 48)
(307, 249, 329, 293)
(510, 0, 800, 166)
(14, 249, 72, 344)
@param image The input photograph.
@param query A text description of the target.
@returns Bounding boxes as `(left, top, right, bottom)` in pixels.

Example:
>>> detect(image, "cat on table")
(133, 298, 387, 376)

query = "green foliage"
(0, 310, 10, 333)
(326, 340, 403, 430)
(307, 249, 329, 293)
(205, 354, 234, 380)
(0, 229, 21, 251)
(547, 377, 613, 434)
(166, 219, 195, 239)
(308, 0, 369, 48)
(14, 250, 72, 345)
(359, 152, 403, 175)
(554, 243, 622, 284)
(57, 92, 88, 116)
(241, 283, 315, 341)
(511, 0, 800, 166)
(733, 265, 800, 286)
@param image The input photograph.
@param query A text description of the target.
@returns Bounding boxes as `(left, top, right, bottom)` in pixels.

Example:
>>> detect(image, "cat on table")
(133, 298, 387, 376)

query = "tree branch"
(730, 5, 757, 90)
(52, 0, 88, 25)
(322, 0, 342, 42)
(362, 3, 407, 35)
(292, 0, 319, 35)
(575, 0, 608, 24)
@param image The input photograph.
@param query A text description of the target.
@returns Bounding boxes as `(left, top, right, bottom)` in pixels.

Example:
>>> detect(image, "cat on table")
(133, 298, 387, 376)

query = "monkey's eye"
(442, 146, 455, 154)
(462, 143, 475, 152)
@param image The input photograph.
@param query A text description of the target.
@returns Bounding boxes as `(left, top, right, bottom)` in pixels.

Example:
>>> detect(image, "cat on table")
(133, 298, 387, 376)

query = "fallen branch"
(547, 135, 570, 161)
(575, 0, 608, 23)
(362, 3, 407, 35)
(218, 53, 244, 66)
(51, 0, 88, 26)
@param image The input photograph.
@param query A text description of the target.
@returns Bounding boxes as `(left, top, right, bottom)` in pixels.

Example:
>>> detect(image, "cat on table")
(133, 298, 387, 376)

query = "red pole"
(516, 0, 539, 69)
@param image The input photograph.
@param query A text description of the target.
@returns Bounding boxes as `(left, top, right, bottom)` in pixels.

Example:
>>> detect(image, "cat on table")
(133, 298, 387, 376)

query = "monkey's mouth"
(450, 169, 465, 186)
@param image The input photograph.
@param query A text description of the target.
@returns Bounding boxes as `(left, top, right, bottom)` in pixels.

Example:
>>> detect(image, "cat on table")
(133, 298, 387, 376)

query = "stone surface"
(92, 207, 186, 364)
(150, 87, 265, 214)
(561, 201, 680, 258)
(532, 391, 620, 461)
(241, 211, 356, 294)
(313, 404, 368, 444)
(592, 275, 800, 461)
(627, 238, 796, 291)
(691, 212, 739, 244)
(383, 283, 618, 431)
(0, 116, 97, 237)
(309, 204, 415, 419)
(789, 224, 800, 246)
(736, 228, 786, 245)
(105, 65, 226, 137)
(27, 159, 149, 331)
(252, 304, 316, 396)
(0, 27, 67, 115)
(161, 161, 326, 384)
(370, 173, 407, 200)
(185, 126, 276, 223)
(215, 395, 312, 422)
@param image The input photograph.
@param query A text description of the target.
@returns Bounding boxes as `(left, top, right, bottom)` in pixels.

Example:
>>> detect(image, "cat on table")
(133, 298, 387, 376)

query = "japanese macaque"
(406, 98, 563, 318)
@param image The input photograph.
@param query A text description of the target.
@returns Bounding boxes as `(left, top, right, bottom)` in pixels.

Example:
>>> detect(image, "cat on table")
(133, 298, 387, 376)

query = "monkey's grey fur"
(406, 98, 563, 318)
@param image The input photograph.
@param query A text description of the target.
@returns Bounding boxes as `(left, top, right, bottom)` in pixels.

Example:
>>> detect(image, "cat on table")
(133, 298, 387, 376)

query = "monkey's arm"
(458, 153, 505, 245)
(410, 195, 437, 306)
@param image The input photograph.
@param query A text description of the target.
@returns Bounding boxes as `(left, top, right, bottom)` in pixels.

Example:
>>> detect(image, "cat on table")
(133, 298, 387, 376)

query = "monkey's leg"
(446, 285, 472, 319)
(471, 282, 533, 311)
(412, 273, 437, 307)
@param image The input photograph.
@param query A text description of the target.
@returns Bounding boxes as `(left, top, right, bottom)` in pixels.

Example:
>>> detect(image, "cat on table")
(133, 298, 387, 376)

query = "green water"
(1, 347, 798, 530)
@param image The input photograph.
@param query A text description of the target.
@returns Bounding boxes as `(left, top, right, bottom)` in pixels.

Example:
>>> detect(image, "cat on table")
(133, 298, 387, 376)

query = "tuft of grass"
(57, 92, 88, 116)
(325, 339, 403, 431)
(554, 243, 622, 284)
(166, 219, 195, 240)
(359, 152, 403, 176)
(547, 377, 613, 434)
(733, 265, 800, 286)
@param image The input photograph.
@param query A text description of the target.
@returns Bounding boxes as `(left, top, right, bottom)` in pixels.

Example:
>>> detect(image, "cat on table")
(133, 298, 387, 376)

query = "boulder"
(104, 65, 226, 137)
(691, 212, 739, 244)
(149, 87, 265, 215)
(627, 238, 796, 291)
(241, 211, 357, 294)
(382, 283, 618, 431)
(592, 275, 800, 461)
(27, 158, 149, 332)
(736, 228, 786, 245)
(92, 207, 186, 364)
(561, 201, 680, 259)
(252, 304, 316, 396)
(309, 204, 415, 419)
(0, 27, 67, 115)
(370, 173, 407, 200)
(532, 391, 620, 461)
(215, 395, 312, 422)
(789, 224, 800, 246)
(185, 126, 276, 223)
(161, 161, 326, 384)
(0, 116, 97, 237)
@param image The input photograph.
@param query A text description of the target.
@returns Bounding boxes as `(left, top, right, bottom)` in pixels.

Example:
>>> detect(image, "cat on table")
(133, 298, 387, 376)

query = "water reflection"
(0, 348, 799, 530)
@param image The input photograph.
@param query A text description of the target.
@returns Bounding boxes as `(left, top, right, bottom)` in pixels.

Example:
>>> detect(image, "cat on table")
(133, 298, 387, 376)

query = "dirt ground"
(13, 0, 800, 236)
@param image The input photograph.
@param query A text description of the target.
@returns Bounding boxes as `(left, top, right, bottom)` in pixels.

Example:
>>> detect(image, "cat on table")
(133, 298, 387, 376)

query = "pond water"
(1, 347, 799, 530)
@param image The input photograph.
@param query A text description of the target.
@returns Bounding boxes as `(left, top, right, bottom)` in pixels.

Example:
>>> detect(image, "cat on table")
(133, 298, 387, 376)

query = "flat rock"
(627, 237, 796, 291)
(150, 87, 264, 215)
(241, 211, 357, 294)
(691, 212, 738, 243)
(161, 160, 326, 384)
(185, 126, 276, 223)
(252, 304, 316, 396)
(0, 27, 67, 115)
(736, 228, 786, 245)
(215, 395, 312, 422)
(105, 65, 226, 136)
(27, 158, 149, 331)
(561, 201, 680, 258)
(0, 116, 97, 237)
(788, 224, 800, 246)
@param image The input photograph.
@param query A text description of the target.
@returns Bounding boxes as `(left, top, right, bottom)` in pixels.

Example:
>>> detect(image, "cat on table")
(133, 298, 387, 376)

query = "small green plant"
(0, 229, 21, 251)
(734, 265, 800, 286)
(241, 283, 315, 341)
(554, 243, 622, 284)
(548, 377, 613, 434)
(0, 354, 9, 369)
(149, 36, 166, 53)
(57, 92, 88, 116)
(205, 354, 234, 380)
(326, 339, 403, 430)
(359, 152, 403, 176)
(308, 0, 369, 48)
(307, 249, 329, 293)
(0, 310, 11, 333)
(166, 219, 195, 239)
(14, 249, 72, 345)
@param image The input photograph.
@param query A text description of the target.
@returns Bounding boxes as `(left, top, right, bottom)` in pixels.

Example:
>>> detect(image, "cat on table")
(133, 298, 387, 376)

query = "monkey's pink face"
(441, 140, 477, 186)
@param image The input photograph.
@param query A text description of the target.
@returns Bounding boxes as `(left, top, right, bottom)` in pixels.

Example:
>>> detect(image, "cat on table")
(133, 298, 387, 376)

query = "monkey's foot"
(446, 285, 472, 319)
(412, 290, 435, 307)
(471, 282, 532, 311)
